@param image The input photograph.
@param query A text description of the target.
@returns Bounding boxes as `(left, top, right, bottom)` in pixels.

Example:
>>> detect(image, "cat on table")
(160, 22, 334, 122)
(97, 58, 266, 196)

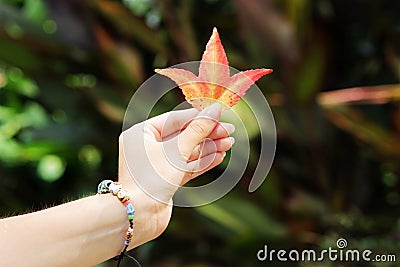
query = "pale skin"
(0, 103, 234, 267)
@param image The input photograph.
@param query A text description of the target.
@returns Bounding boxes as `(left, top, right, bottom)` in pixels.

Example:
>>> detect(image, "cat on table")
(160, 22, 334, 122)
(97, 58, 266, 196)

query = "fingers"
(188, 136, 234, 161)
(178, 103, 223, 160)
(181, 151, 227, 185)
(145, 108, 199, 139)
(162, 122, 235, 141)
(207, 122, 235, 140)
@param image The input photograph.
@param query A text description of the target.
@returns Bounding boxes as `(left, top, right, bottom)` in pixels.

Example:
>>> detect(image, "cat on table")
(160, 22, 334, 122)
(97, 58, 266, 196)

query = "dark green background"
(0, 0, 399, 266)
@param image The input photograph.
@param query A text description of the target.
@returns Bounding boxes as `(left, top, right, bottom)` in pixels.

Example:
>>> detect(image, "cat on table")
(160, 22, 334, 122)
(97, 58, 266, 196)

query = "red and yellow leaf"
(228, 69, 273, 98)
(198, 28, 230, 86)
(154, 68, 204, 101)
(155, 27, 273, 110)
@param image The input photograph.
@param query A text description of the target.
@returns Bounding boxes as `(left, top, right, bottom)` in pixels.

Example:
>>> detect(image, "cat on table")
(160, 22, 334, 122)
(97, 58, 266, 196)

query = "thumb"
(178, 103, 223, 160)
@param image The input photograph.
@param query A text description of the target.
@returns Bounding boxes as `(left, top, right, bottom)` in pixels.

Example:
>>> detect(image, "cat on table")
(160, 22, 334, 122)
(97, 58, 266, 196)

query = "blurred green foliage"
(0, 0, 399, 266)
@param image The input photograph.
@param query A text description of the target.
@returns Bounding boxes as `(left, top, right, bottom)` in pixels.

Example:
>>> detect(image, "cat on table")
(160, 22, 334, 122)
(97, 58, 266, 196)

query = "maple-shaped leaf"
(155, 27, 273, 110)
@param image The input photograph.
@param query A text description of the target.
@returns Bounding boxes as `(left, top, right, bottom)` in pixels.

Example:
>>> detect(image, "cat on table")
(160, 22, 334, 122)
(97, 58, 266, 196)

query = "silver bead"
(109, 182, 122, 194)
(117, 189, 127, 199)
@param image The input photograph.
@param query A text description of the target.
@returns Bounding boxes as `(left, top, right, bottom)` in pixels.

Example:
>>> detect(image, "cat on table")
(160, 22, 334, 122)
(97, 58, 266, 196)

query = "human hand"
(118, 103, 234, 246)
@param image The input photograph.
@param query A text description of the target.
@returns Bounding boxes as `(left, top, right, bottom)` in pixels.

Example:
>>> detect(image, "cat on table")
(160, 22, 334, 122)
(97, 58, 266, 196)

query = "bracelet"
(97, 180, 138, 267)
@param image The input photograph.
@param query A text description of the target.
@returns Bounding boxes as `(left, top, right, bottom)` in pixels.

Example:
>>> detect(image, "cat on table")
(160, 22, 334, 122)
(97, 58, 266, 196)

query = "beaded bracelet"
(97, 180, 140, 267)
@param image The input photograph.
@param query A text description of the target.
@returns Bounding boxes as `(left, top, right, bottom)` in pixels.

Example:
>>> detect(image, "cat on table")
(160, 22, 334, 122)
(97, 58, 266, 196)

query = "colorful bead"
(120, 195, 130, 203)
(128, 225, 134, 236)
(97, 180, 113, 194)
(126, 203, 135, 214)
(126, 229, 133, 241)
(117, 189, 131, 202)
(109, 182, 122, 194)
(97, 179, 135, 255)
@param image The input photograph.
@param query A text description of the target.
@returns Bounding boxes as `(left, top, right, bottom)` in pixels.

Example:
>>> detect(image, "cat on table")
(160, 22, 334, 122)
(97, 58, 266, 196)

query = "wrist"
(120, 178, 172, 249)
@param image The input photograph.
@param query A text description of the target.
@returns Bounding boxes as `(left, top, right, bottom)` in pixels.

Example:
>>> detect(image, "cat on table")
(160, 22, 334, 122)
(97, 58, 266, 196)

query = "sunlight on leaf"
(123, 0, 153, 16)
(5, 66, 40, 97)
(0, 138, 21, 163)
(65, 73, 97, 88)
(23, 0, 46, 22)
(21, 102, 48, 127)
(4, 22, 24, 39)
(42, 19, 57, 34)
(37, 154, 66, 182)
(78, 145, 102, 169)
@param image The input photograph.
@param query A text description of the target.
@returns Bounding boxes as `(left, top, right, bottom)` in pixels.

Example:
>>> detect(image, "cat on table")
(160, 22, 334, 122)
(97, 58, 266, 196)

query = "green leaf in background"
(36, 154, 66, 182)
(1, 1, 400, 266)
(294, 39, 326, 102)
(196, 195, 287, 240)
(78, 145, 102, 169)
(5, 66, 39, 97)
(22, 0, 46, 22)
(322, 105, 400, 159)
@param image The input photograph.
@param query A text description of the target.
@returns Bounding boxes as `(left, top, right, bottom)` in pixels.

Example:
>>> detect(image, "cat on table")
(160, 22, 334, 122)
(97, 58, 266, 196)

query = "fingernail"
(199, 103, 222, 119)
(223, 123, 235, 134)
(229, 136, 235, 145)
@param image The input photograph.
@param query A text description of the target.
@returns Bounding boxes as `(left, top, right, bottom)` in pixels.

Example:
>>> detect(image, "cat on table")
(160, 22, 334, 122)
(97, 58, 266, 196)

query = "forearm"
(0, 187, 157, 267)
(0, 105, 228, 267)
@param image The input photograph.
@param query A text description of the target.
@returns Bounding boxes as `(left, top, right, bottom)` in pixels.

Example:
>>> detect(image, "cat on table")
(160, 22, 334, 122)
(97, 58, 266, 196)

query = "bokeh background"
(1, 0, 399, 266)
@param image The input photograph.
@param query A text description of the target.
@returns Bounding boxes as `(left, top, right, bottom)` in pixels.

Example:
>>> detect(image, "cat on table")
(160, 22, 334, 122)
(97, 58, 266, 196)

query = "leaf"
(198, 27, 230, 84)
(37, 154, 66, 183)
(317, 84, 400, 105)
(93, 0, 167, 56)
(322, 105, 400, 159)
(155, 27, 273, 110)
(196, 194, 287, 240)
(153, 68, 204, 102)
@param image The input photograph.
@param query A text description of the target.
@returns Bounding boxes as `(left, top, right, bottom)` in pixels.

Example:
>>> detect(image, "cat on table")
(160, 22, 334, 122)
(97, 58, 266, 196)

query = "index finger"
(145, 108, 199, 138)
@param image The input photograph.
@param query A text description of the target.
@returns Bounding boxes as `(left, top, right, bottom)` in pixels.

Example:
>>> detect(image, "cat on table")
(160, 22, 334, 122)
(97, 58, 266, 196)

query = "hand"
(118, 103, 234, 246)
